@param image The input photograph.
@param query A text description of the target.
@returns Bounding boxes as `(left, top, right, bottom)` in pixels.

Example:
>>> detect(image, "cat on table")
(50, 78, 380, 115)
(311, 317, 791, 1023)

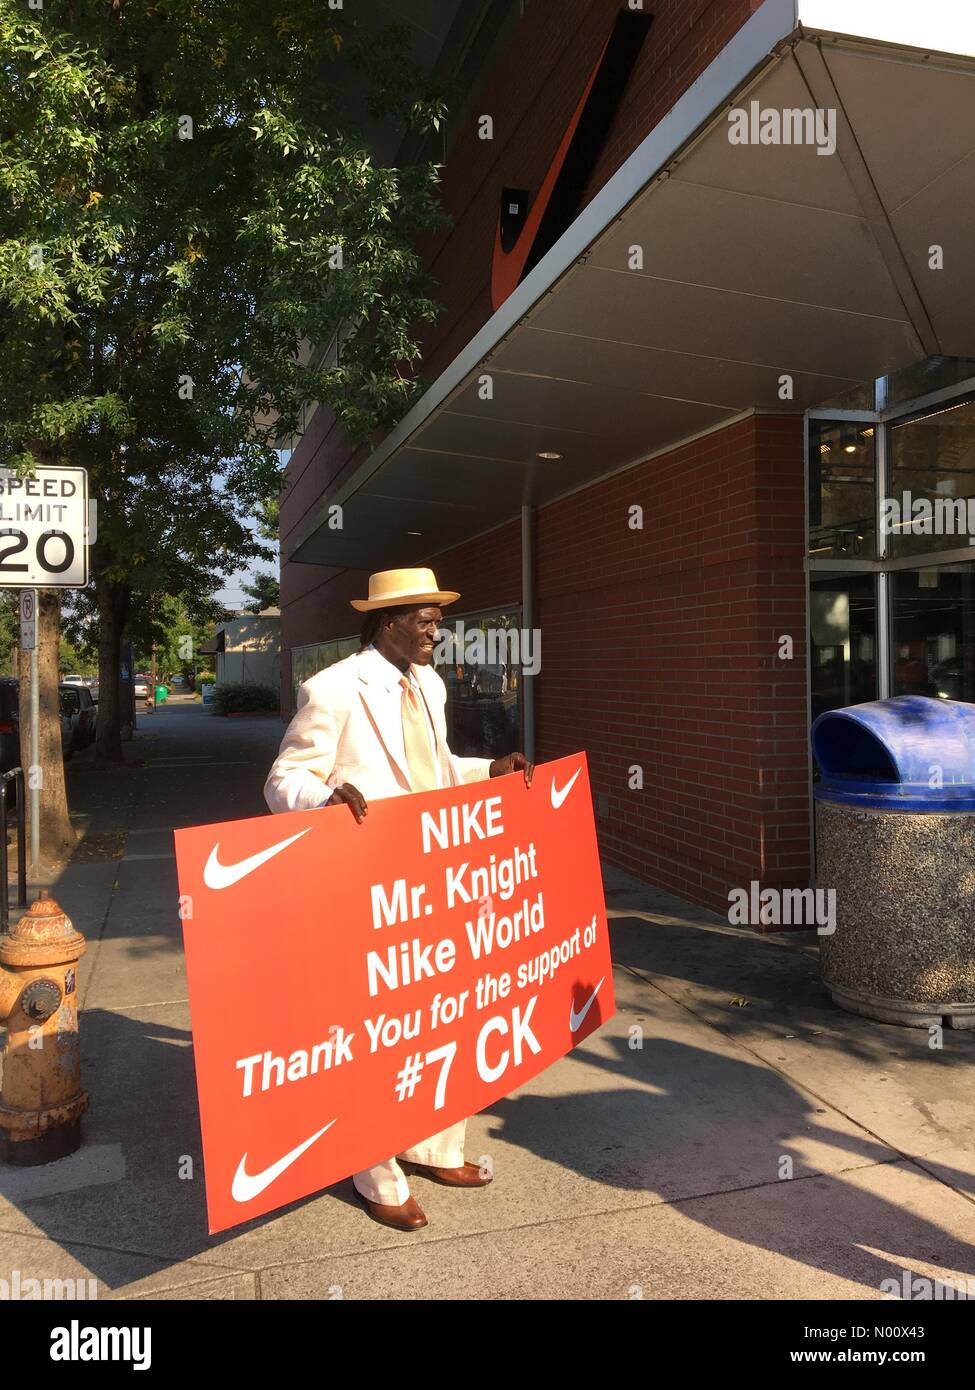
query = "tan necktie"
(400, 675, 438, 792)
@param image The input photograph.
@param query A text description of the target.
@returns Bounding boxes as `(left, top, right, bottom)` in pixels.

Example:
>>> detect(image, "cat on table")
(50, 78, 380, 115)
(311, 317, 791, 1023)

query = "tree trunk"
(19, 588, 78, 861)
(95, 570, 131, 765)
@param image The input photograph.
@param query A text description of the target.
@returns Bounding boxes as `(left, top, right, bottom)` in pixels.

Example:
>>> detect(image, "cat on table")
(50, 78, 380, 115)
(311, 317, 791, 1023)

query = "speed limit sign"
(0, 466, 89, 588)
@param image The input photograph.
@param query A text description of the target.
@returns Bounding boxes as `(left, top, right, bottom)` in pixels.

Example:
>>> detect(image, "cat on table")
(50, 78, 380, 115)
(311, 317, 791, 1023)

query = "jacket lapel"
(356, 651, 412, 788)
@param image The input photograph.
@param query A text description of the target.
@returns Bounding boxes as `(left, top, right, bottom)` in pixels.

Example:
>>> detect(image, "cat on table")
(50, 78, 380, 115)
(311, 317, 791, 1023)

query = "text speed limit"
(0, 466, 89, 588)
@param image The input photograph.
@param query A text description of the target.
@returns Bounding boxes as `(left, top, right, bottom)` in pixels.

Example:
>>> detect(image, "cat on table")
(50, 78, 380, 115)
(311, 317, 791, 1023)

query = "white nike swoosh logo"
(551, 767, 582, 809)
(570, 977, 604, 1032)
(231, 1119, 338, 1203)
(203, 827, 312, 890)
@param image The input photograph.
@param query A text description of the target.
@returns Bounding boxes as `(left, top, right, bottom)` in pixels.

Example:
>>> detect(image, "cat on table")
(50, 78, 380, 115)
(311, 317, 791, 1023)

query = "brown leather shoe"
(354, 1190, 428, 1231)
(401, 1160, 492, 1188)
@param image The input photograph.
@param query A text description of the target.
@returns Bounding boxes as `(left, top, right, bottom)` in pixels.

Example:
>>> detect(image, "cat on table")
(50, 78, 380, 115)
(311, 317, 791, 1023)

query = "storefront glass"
(891, 565, 975, 702)
(879, 355, 975, 411)
(808, 419, 877, 560)
(808, 356, 975, 723)
(809, 574, 877, 720)
(433, 606, 523, 759)
(888, 396, 975, 558)
(290, 636, 358, 708)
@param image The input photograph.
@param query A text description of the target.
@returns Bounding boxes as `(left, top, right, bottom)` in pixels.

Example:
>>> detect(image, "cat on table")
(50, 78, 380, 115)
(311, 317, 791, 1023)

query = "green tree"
(256, 495, 279, 543)
(0, 592, 17, 676)
(241, 571, 279, 613)
(0, 1, 448, 847)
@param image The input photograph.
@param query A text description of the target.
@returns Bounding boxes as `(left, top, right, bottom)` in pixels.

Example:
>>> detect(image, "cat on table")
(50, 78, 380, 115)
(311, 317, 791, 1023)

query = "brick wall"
(430, 413, 810, 915)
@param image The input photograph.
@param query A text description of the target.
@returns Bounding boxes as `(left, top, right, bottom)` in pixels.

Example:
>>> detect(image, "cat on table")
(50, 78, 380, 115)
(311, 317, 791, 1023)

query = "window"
(433, 606, 523, 759)
(878, 355, 975, 412)
(291, 636, 358, 707)
(808, 419, 877, 560)
(887, 396, 975, 559)
(891, 565, 975, 702)
(810, 575, 877, 720)
(808, 356, 975, 720)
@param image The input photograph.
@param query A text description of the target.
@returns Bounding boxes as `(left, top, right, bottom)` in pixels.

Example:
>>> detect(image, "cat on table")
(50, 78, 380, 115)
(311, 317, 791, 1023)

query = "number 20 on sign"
(0, 467, 90, 588)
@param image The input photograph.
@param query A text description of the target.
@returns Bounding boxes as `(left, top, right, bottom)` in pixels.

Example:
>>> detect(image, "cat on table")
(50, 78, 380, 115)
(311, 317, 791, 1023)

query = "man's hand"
(488, 752, 534, 786)
(328, 783, 368, 823)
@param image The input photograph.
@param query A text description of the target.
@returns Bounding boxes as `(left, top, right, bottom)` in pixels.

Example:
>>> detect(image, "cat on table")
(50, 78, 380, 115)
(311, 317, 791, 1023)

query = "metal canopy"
(287, 0, 975, 571)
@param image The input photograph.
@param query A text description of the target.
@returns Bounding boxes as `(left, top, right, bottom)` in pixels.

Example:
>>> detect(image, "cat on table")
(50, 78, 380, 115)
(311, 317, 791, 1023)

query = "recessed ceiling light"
(536, 451, 562, 460)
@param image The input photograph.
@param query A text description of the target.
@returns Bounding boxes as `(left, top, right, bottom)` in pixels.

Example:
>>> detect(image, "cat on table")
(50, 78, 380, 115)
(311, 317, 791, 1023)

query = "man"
(264, 567, 533, 1232)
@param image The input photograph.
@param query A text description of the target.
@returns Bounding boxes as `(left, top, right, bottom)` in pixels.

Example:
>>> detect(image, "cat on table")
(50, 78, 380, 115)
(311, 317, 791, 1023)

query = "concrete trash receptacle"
(812, 695, 975, 1029)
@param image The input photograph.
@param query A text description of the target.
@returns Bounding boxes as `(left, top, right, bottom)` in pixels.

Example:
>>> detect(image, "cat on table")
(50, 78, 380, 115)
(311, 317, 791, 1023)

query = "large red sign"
(173, 752, 614, 1233)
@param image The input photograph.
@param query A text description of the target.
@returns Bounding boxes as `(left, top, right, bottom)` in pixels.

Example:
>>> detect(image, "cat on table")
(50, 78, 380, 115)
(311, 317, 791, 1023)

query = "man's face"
(382, 606, 443, 667)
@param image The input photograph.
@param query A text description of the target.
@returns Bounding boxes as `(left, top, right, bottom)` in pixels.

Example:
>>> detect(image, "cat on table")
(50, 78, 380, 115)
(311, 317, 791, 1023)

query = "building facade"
(203, 610, 281, 691)
(277, 0, 975, 914)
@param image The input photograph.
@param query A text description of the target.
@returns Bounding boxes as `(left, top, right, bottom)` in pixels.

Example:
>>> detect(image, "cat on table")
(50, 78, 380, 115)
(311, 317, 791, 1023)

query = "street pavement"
(0, 698, 973, 1300)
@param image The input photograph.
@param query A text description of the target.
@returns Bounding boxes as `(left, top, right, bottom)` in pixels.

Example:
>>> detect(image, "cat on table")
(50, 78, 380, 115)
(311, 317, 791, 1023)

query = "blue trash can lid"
(811, 695, 975, 810)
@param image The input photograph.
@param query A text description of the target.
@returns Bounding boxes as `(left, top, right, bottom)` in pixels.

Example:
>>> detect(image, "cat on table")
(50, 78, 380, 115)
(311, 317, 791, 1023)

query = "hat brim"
(350, 590, 460, 613)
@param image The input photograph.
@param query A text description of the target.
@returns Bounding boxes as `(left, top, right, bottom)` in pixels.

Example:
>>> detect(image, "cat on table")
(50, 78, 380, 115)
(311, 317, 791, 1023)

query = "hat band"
(368, 587, 450, 604)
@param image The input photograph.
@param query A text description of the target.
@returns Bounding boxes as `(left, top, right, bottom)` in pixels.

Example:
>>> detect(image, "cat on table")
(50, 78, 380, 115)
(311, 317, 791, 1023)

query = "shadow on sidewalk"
(4, 995, 973, 1295)
(484, 1031, 975, 1293)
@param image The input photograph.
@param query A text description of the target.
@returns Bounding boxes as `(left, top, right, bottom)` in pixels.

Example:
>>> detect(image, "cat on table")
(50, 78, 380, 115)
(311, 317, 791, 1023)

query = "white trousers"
(352, 1119, 467, 1205)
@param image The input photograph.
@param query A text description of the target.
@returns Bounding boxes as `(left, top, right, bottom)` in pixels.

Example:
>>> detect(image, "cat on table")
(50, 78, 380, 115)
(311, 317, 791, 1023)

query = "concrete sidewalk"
(0, 700, 973, 1300)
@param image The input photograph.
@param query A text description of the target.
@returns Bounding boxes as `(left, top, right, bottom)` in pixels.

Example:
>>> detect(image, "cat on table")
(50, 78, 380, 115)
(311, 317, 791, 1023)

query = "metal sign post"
(19, 589, 39, 869)
(30, 638, 39, 871)
(0, 468, 90, 873)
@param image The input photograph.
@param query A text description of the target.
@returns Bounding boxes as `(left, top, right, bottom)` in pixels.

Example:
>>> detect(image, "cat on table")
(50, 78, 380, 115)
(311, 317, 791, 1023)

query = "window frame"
(805, 366, 975, 877)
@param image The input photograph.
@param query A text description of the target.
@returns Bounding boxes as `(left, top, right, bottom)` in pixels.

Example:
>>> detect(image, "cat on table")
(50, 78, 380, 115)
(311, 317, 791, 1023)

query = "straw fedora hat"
(350, 567, 460, 613)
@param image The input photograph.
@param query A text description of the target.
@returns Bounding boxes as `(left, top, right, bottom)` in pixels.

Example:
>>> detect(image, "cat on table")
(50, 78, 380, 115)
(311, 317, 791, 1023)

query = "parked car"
(59, 682, 97, 756)
(0, 678, 88, 776)
(60, 674, 85, 685)
(134, 677, 148, 699)
(0, 678, 20, 779)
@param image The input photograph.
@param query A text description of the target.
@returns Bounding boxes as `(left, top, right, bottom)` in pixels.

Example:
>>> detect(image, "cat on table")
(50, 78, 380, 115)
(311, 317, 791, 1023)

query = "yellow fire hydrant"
(0, 891, 88, 1165)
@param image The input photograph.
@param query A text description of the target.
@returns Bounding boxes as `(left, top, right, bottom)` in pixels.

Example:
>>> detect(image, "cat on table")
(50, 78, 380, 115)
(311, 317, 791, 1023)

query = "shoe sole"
(400, 1162, 492, 1188)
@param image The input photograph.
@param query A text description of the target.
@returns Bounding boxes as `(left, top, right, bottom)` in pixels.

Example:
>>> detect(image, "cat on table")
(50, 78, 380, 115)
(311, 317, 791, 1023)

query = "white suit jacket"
(264, 648, 494, 814)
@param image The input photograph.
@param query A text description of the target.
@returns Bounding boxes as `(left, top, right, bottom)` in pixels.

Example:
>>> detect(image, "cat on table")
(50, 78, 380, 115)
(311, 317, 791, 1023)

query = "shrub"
(212, 682, 279, 715)
(195, 669, 216, 687)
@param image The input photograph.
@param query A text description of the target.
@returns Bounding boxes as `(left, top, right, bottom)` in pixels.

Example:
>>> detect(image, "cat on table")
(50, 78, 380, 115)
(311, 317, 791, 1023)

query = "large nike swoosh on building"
(231, 1119, 338, 1203)
(203, 826, 313, 890)
(491, 10, 652, 311)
